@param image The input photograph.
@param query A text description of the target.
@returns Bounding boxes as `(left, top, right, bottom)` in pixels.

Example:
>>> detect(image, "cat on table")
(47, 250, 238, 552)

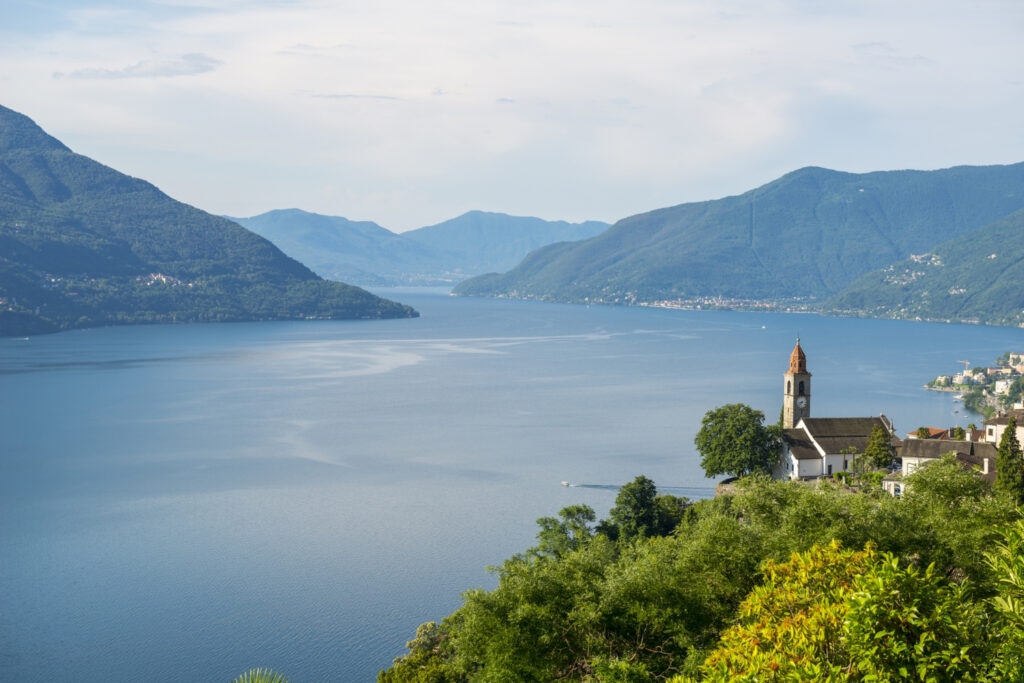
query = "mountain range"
(0, 104, 416, 337)
(228, 209, 609, 286)
(453, 163, 1024, 326)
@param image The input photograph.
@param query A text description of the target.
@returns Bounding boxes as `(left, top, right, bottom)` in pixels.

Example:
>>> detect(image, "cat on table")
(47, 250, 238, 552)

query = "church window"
(798, 381, 805, 395)
(787, 380, 791, 393)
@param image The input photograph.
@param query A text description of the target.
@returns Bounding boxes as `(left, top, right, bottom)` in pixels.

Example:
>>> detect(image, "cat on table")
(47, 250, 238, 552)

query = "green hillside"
(231, 209, 609, 286)
(453, 164, 1024, 306)
(0, 105, 416, 336)
(827, 208, 1024, 327)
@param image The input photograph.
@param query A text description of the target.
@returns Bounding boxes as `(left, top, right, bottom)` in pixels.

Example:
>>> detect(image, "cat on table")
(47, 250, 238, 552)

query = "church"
(771, 340, 898, 481)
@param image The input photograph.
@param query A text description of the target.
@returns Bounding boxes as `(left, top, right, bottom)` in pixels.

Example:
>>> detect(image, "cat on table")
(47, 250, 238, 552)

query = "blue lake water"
(2, 290, 1022, 681)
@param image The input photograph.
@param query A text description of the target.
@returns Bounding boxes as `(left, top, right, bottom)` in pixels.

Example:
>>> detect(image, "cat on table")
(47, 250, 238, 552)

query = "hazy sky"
(2, 0, 1022, 231)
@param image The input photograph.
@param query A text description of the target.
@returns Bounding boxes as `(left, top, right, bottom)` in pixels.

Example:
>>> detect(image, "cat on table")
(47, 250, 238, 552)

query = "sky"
(2, 0, 1023, 231)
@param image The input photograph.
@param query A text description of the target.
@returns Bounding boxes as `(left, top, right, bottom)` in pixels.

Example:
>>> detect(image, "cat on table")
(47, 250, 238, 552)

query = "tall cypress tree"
(863, 424, 896, 469)
(996, 417, 1024, 505)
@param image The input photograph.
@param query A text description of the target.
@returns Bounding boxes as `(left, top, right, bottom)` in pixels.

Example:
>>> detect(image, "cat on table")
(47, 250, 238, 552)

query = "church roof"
(788, 339, 807, 373)
(798, 417, 896, 455)
(782, 429, 821, 460)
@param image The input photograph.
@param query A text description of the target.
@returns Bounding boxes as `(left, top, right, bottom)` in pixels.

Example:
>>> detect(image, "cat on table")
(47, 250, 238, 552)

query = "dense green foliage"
(693, 542, 990, 682)
(694, 404, 781, 478)
(380, 461, 1021, 681)
(232, 209, 608, 286)
(454, 163, 1024, 314)
(828, 208, 1024, 327)
(996, 417, 1024, 505)
(0, 105, 417, 336)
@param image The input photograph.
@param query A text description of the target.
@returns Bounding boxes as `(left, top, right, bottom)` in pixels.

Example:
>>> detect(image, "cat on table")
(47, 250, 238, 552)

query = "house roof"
(906, 427, 949, 439)
(901, 438, 972, 460)
(983, 409, 1024, 426)
(782, 428, 822, 460)
(973, 442, 999, 461)
(954, 452, 998, 485)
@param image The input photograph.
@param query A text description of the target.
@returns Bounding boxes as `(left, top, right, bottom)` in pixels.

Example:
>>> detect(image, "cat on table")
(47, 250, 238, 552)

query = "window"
(798, 381, 805, 395)
(787, 380, 791, 394)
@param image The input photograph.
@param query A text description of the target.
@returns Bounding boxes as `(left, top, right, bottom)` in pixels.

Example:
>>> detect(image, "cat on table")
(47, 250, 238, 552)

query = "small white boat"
(561, 481, 570, 487)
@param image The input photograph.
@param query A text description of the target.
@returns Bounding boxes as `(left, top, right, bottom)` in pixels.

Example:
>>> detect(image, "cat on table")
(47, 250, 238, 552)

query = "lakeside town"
(924, 351, 1024, 418)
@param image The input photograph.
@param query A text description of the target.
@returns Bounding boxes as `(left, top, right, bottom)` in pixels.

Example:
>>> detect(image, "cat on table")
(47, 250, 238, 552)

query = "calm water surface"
(2, 291, 1022, 681)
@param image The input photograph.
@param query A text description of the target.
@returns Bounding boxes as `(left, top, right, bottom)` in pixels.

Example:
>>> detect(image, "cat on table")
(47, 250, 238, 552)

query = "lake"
(2, 290, 1021, 681)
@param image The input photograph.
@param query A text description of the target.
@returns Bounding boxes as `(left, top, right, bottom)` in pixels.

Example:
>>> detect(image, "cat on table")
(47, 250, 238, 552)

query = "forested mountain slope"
(453, 163, 1024, 305)
(827, 208, 1024, 327)
(0, 105, 416, 336)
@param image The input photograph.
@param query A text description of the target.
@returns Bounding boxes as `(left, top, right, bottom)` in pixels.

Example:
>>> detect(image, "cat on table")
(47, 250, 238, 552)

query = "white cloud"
(55, 53, 222, 79)
(3, 0, 1023, 230)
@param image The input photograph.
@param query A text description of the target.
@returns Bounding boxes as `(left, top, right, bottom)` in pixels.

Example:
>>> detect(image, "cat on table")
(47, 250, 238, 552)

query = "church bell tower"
(783, 338, 811, 429)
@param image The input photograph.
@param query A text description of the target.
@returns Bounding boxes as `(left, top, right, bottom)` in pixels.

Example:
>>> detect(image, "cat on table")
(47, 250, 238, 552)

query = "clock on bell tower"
(783, 338, 811, 429)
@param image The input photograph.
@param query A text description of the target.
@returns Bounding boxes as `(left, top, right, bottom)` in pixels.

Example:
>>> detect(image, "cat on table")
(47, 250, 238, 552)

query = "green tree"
(862, 424, 895, 469)
(378, 621, 461, 683)
(986, 520, 1024, 680)
(952, 425, 966, 440)
(532, 504, 596, 559)
(597, 476, 689, 541)
(694, 404, 781, 479)
(699, 541, 870, 680)
(699, 542, 992, 682)
(917, 425, 932, 439)
(995, 416, 1024, 504)
(844, 556, 990, 681)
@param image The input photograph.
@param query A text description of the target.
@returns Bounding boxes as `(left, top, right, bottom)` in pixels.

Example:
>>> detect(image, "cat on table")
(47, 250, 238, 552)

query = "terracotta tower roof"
(788, 338, 807, 373)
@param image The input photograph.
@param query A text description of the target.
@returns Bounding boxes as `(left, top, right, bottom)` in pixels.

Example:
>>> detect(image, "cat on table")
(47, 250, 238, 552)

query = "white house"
(983, 409, 1024, 446)
(882, 439, 997, 497)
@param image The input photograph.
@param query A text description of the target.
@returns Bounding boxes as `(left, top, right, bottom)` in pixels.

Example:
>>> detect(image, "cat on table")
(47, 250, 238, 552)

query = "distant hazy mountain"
(403, 211, 611, 276)
(230, 209, 609, 286)
(453, 164, 1024, 307)
(827, 208, 1024, 327)
(0, 104, 416, 337)
(225, 209, 437, 285)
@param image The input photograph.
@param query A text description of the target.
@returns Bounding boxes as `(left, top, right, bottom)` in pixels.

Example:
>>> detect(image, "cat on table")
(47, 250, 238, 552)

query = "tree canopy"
(379, 469, 1020, 682)
(694, 404, 781, 479)
(996, 416, 1024, 505)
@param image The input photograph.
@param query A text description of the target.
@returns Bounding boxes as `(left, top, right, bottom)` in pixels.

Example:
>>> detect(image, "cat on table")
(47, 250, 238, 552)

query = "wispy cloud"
(311, 93, 400, 101)
(55, 53, 221, 79)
